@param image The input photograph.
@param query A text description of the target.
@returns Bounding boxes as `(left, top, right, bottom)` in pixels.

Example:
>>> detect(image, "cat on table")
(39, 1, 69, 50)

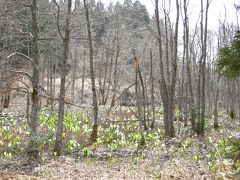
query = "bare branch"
(0, 41, 31, 53)
(53, 0, 64, 39)
(0, 67, 32, 81)
(7, 52, 38, 71)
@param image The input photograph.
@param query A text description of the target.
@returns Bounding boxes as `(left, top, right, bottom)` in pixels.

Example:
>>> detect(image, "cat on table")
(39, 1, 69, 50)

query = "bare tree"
(83, 0, 99, 143)
(110, 30, 120, 108)
(155, 0, 179, 137)
(81, 49, 86, 103)
(133, 50, 145, 146)
(183, 0, 196, 131)
(53, 0, 72, 156)
(150, 49, 156, 128)
(196, 0, 210, 135)
(28, 0, 40, 138)
(71, 50, 77, 103)
(27, 0, 41, 160)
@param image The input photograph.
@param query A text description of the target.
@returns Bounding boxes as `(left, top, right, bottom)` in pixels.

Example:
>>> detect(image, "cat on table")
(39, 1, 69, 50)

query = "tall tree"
(154, 0, 179, 137)
(133, 50, 145, 146)
(83, 0, 99, 143)
(53, 0, 72, 156)
(183, 0, 196, 131)
(30, 0, 40, 138)
(196, 0, 210, 135)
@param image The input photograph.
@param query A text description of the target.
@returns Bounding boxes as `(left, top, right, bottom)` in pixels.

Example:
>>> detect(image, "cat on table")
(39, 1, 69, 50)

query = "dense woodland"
(0, 0, 240, 179)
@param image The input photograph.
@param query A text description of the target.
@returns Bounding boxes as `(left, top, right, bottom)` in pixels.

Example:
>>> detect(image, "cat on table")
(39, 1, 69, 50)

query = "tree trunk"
(71, 50, 77, 103)
(53, 59, 56, 99)
(111, 31, 120, 108)
(183, 0, 196, 132)
(135, 51, 147, 130)
(155, 0, 176, 137)
(104, 52, 114, 105)
(150, 49, 156, 129)
(83, 0, 99, 143)
(81, 49, 86, 103)
(101, 50, 109, 105)
(53, 0, 72, 156)
(133, 50, 145, 146)
(30, 0, 39, 137)
(168, 0, 179, 137)
(27, 0, 40, 161)
(47, 56, 50, 93)
(26, 90, 30, 124)
(214, 83, 219, 129)
(49, 56, 53, 110)
(197, 0, 210, 135)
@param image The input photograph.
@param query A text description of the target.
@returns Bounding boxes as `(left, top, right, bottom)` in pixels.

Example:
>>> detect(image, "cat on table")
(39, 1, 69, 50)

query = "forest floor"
(0, 154, 219, 180)
(1, 125, 238, 179)
(0, 97, 239, 179)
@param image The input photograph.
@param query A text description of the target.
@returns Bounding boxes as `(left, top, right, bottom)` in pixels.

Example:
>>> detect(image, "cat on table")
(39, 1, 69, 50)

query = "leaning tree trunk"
(84, 0, 99, 143)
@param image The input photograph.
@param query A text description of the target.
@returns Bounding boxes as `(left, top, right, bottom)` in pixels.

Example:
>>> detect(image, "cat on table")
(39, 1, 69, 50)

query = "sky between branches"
(100, 0, 239, 29)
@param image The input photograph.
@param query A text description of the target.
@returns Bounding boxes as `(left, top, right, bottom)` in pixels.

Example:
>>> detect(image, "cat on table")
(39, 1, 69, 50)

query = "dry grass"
(0, 147, 219, 180)
(33, 156, 216, 180)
